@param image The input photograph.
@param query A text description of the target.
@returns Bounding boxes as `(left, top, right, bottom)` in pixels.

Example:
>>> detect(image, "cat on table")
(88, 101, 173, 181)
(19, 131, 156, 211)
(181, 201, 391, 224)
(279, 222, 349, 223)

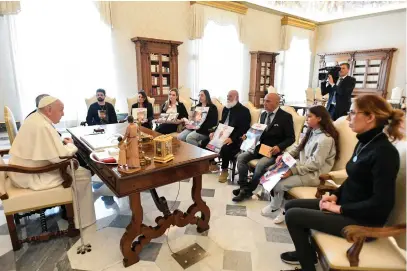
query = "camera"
(319, 66, 341, 83)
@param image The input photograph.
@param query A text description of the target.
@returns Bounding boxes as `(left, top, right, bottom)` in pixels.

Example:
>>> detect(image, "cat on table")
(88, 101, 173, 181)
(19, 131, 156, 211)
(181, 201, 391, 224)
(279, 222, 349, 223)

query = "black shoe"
(232, 191, 252, 202)
(280, 251, 300, 265)
(232, 188, 241, 196)
(281, 251, 318, 265)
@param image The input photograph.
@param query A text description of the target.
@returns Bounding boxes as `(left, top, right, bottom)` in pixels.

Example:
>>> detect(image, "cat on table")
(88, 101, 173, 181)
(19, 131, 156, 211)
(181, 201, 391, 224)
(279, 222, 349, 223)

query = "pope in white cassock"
(8, 96, 96, 228)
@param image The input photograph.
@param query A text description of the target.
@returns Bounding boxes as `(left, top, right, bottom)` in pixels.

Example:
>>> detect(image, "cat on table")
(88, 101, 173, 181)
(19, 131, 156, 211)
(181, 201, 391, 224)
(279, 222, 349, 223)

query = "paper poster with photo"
(206, 123, 235, 153)
(166, 112, 179, 122)
(132, 108, 147, 122)
(158, 113, 169, 122)
(185, 107, 209, 130)
(260, 152, 296, 192)
(240, 123, 267, 153)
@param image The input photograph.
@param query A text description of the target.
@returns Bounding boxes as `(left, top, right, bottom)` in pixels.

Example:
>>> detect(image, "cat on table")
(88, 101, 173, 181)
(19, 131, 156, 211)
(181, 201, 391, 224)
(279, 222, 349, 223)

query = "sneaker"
(273, 210, 286, 224)
(280, 251, 300, 265)
(218, 170, 228, 183)
(261, 204, 278, 217)
(232, 188, 241, 196)
(281, 251, 318, 266)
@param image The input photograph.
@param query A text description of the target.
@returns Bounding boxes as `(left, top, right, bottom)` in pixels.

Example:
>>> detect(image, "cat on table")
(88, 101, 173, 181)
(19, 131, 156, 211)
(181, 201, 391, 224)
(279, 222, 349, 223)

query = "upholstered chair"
(4, 106, 18, 145)
(305, 87, 315, 105)
(287, 116, 358, 199)
(244, 101, 261, 126)
(211, 98, 223, 122)
(126, 95, 155, 115)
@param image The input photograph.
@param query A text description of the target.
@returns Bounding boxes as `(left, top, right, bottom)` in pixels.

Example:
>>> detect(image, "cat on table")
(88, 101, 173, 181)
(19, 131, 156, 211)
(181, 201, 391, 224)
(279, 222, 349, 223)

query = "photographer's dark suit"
(321, 76, 356, 121)
(236, 108, 295, 196)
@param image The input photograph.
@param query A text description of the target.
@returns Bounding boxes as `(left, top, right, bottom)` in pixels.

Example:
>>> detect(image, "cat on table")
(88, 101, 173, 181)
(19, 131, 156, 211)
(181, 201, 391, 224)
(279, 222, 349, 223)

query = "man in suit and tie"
(321, 63, 356, 121)
(233, 93, 295, 202)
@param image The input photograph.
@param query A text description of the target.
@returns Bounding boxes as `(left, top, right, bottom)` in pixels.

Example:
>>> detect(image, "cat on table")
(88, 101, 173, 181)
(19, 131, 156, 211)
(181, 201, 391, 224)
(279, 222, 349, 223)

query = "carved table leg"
(191, 175, 211, 233)
(120, 192, 143, 267)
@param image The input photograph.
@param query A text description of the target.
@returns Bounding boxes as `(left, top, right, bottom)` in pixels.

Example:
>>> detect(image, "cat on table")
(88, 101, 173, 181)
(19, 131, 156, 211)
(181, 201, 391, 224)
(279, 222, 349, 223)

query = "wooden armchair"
(0, 154, 79, 251)
(311, 140, 406, 271)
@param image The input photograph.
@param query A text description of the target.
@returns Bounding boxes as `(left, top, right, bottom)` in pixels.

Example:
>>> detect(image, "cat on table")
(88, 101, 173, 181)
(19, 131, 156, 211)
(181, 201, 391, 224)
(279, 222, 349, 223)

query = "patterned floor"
(0, 133, 323, 271)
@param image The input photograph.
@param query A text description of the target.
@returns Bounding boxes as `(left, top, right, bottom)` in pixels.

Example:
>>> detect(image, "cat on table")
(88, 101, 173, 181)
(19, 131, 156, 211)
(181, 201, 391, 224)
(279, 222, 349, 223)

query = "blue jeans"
(177, 129, 209, 147)
(237, 151, 276, 193)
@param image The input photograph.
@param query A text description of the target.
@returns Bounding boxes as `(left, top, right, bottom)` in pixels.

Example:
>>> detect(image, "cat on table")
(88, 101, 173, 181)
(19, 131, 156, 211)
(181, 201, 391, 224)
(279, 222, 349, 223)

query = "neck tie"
(338, 77, 344, 86)
(266, 112, 273, 126)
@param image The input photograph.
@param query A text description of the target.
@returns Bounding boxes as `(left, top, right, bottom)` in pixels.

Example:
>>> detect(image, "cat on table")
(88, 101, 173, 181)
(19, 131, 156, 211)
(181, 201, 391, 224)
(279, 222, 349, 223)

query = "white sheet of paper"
(262, 173, 283, 192)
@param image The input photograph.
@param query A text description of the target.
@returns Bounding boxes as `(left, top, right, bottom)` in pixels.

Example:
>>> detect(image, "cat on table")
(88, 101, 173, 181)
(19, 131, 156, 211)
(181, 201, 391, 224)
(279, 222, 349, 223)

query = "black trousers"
(218, 143, 240, 169)
(155, 123, 178, 134)
(285, 199, 358, 271)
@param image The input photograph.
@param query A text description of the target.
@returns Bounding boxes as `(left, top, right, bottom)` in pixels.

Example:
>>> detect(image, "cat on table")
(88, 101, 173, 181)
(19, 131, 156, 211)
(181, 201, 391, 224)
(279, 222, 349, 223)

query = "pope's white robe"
(8, 112, 96, 228)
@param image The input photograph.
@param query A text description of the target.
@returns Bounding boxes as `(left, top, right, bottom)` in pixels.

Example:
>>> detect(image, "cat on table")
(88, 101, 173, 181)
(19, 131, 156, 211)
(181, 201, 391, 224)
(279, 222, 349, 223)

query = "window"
(13, 1, 116, 126)
(275, 37, 311, 104)
(192, 21, 244, 103)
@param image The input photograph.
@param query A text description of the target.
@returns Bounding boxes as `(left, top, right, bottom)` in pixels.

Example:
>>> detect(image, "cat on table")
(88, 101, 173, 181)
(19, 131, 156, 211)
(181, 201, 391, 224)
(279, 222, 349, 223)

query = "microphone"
(190, 97, 198, 102)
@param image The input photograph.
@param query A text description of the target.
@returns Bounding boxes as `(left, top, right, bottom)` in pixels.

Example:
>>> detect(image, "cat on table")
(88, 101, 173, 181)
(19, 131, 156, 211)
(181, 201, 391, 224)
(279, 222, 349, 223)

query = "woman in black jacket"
(177, 89, 218, 146)
(155, 88, 189, 134)
(280, 95, 404, 271)
(131, 91, 154, 129)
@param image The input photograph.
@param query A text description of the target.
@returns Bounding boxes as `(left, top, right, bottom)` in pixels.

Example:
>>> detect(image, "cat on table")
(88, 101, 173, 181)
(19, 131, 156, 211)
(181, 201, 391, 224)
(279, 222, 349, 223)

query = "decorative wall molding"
(190, 1, 248, 15)
(281, 16, 316, 31)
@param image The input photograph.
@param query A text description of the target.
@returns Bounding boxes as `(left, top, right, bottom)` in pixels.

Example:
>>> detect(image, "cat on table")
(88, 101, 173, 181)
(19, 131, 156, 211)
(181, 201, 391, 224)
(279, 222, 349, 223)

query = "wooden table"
(68, 124, 217, 267)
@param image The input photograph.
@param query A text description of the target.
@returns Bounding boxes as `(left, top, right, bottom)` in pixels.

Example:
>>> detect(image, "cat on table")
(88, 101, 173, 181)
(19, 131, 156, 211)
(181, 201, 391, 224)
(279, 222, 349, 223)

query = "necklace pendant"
(353, 156, 358, 162)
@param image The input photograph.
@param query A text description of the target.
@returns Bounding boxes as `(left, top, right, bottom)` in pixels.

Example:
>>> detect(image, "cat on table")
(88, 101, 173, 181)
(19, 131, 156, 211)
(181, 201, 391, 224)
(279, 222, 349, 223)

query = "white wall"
(110, 2, 282, 111)
(312, 10, 406, 98)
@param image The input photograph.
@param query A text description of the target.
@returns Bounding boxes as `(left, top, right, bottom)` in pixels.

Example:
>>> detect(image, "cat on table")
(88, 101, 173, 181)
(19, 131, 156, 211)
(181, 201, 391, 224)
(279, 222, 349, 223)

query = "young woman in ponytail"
(280, 95, 404, 271)
(155, 88, 188, 134)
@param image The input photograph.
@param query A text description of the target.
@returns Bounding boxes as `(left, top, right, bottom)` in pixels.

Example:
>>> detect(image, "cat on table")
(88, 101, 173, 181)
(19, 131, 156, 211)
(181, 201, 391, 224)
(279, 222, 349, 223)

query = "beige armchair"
(168, 97, 191, 138)
(314, 87, 328, 106)
(126, 95, 155, 115)
(311, 140, 406, 271)
(4, 106, 18, 145)
(244, 101, 261, 125)
(0, 155, 79, 251)
(305, 87, 315, 105)
(288, 116, 358, 199)
(211, 98, 223, 121)
(85, 95, 116, 110)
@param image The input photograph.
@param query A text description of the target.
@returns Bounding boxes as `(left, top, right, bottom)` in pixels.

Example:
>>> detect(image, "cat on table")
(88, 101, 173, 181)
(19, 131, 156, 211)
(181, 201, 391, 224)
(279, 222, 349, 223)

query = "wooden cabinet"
(131, 37, 183, 112)
(318, 48, 396, 97)
(249, 51, 279, 108)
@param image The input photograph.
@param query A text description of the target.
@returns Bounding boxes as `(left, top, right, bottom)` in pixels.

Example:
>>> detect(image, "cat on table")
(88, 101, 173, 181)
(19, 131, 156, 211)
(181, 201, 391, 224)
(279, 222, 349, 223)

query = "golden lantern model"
(153, 135, 174, 163)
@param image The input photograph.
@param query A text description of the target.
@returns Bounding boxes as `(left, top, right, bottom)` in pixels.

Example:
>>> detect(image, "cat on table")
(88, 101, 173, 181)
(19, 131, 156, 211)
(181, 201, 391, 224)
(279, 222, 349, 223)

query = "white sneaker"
(273, 210, 286, 224)
(261, 204, 278, 217)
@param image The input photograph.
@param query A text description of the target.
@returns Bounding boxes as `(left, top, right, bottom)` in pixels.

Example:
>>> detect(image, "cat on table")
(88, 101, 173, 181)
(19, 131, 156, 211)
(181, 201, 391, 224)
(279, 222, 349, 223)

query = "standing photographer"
(321, 63, 356, 120)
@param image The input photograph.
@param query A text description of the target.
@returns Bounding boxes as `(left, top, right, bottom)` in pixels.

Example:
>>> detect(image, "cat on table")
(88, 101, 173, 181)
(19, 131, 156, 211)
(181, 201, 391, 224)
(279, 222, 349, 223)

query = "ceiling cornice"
(190, 1, 248, 15)
(281, 16, 316, 31)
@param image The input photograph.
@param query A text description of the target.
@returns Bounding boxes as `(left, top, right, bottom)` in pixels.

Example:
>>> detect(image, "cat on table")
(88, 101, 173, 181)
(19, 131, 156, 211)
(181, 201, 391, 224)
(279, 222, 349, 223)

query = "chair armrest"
(341, 224, 406, 267)
(342, 223, 407, 242)
(328, 169, 347, 185)
(0, 157, 78, 188)
(315, 185, 337, 198)
(0, 149, 10, 157)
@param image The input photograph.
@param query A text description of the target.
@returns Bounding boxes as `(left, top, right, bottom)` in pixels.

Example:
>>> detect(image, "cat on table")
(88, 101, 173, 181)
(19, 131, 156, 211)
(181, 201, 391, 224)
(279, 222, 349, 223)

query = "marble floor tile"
(138, 242, 162, 262)
(0, 223, 9, 235)
(223, 250, 252, 271)
(201, 188, 215, 198)
(0, 250, 16, 271)
(155, 235, 224, 271)
(67, 227, 125, 271)
(0, 235, 12, 257)
(109, 214, 131, 228)
(265, 227, 293, 244)
(226, 204, 247, 217)
(104, 260, 161, 271)
(244, 200, 287, 228)
(250, 242, 298, 271)
(208, 215, 266, 252)
(184, 224, 209, 237)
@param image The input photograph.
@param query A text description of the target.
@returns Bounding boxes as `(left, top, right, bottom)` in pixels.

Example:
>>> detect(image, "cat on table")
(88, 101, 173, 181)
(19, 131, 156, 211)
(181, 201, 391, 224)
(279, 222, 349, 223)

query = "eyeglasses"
(347, 110, 367, 116)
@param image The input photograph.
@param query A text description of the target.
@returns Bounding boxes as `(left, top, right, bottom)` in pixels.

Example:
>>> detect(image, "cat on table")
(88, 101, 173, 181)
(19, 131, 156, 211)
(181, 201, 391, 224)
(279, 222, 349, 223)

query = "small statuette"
(352, 156, 358, 162)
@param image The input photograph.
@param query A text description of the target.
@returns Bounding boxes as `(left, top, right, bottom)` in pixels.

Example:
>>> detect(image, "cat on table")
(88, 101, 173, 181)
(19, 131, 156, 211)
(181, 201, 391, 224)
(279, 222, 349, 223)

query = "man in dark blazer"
(208, 90, 251, 183)
(233, 93, 295, 202)
(321, 63, 356, 121)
